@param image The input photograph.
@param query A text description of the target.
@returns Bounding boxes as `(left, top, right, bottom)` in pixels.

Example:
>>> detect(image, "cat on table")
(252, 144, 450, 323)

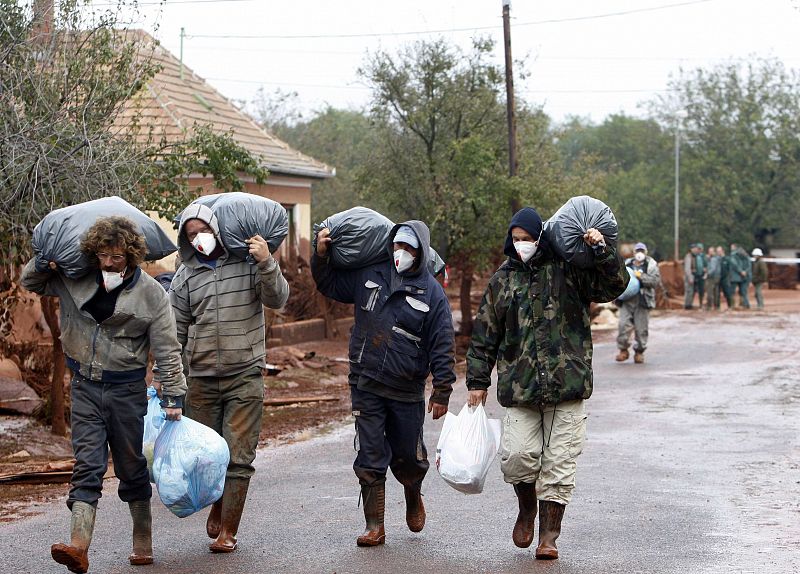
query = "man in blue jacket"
(312, 220, 455, 547)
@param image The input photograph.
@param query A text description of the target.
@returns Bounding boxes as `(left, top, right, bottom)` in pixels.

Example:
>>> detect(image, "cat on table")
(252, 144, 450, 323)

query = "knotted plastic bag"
(32, 196, 177, 278)
(177, 192, 289, 259)
(542, 196, 618, 269)
(313, 206, 445, 275)
(152, 416, 229, 518)
(435, 404, 501, 494)
(142, 387, 165, 483)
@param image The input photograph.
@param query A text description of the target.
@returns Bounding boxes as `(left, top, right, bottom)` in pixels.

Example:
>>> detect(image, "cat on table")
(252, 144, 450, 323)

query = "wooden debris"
(263, 395, 340, 407)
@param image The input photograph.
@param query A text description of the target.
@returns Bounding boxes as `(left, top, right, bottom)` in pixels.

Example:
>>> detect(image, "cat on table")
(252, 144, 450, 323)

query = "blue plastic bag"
(616, 267, 641, 302)
(142, 387, 165, 483)
(152, 416, 230, 518)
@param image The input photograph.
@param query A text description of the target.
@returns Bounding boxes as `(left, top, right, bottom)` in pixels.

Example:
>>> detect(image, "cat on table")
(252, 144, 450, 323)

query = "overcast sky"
(96, 0, 800, 124)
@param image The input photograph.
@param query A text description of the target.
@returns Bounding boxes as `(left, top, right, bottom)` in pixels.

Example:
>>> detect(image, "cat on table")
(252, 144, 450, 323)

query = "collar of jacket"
(68, 267, 142, 314)
(375, 261, 428, 294)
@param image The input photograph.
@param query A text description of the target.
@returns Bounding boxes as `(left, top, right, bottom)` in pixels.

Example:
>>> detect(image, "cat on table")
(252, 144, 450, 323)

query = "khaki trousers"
(499, 400, 587, 505)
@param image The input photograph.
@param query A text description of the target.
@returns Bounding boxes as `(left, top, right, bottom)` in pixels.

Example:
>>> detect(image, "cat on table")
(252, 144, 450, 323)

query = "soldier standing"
(465, 207, 627, 560)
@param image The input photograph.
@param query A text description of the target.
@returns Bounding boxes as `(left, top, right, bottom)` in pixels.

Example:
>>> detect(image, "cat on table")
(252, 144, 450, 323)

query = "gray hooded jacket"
(169, 203, 290, 378)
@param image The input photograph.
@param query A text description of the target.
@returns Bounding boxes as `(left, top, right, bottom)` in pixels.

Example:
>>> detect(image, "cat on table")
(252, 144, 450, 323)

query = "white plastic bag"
(152, 416, 230, 518)
(141, 387, 165, 483)
(435, 404, 501, 494)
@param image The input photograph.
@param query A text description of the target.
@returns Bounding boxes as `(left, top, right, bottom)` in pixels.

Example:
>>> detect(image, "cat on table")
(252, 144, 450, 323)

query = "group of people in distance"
(22, 203, 629, 572)
(684, 243, 769, 311)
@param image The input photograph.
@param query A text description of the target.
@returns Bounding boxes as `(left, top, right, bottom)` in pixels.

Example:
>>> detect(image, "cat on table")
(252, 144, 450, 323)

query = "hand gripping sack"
(312, 206, 446, 275)
(179, 192, 289, 260)
(616, 267, 641, 301)
(542, 195, 619, 269)
(31, 196, 177, 278)
(142, 387, 165, 483)
(152, 416, 230, 518)
(435, 404, 501, 494)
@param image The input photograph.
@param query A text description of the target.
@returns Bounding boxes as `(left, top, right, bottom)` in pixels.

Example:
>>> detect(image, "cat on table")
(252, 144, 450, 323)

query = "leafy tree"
(652, 59, 800, 252)
(357, 37, 510, 335)
(0, 0, 269, 434)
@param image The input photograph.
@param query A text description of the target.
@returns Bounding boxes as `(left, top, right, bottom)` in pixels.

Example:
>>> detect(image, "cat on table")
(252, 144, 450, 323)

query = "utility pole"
(502, 0, 520, 214)
(674, 123, 680, 261)
(180, 27, 185, 80)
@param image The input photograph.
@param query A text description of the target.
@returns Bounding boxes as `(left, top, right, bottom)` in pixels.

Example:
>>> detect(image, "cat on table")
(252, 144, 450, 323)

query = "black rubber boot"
(403, 482, 426, 533)
(128, 500, 153, 565)
(356, 483, 386, 547)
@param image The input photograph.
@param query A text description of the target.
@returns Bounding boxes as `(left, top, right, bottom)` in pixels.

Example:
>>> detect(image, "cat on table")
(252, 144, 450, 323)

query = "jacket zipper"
(214, 268, 220, 371)
(392, 325, 421, 346)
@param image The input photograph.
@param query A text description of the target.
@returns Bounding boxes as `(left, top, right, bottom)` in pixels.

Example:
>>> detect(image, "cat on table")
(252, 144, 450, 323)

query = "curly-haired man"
(21, 215, 187, 574)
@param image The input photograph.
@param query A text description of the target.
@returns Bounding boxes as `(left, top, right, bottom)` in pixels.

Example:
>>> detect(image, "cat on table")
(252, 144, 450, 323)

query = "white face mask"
(394, 249, 415, 273)
(634, 252, 646, 262)
(515, 241, 538, 263)
(102, 268, 126, 292)
(191, 232, 217, 255)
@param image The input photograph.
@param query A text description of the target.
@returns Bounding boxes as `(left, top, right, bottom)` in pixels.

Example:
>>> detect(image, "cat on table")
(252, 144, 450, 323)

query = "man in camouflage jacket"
(466, 207, 627, 560)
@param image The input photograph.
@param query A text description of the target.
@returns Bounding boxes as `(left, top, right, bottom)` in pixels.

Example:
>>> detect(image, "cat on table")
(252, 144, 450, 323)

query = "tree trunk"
(40, 297, 67, 436)
(459, 266, 474, 337)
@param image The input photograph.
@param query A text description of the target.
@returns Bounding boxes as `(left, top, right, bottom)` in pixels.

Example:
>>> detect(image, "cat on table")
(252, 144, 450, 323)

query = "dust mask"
(102, 268, 126, 292)
(515, 241, 538, 263)
(191, 232, 216, 255)
(394, 249, 415, 273)
(634, 252, 646, 262)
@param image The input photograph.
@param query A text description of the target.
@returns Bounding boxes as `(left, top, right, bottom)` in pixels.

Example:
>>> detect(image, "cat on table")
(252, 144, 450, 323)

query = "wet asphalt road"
(2, 309, 799, 574)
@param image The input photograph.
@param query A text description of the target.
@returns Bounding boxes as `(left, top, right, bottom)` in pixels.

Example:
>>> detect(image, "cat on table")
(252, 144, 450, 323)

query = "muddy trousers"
(68, 375, 151, 508)
(705, 277, 721, 309)
(499, 400, 587, 506)
(732, 281, 751, 309)
(185, 368, 264, 480)
(350, 386, 429, 488)
(754, 282, 765, 308)
(616, 302, 649, 353)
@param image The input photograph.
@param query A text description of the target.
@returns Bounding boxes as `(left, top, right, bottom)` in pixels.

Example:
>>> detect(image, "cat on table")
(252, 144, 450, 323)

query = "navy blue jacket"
(311, 220, 455, 405)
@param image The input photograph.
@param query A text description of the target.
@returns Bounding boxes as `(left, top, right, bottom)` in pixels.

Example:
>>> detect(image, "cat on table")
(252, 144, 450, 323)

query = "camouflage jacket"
(466, 245, 628, 407)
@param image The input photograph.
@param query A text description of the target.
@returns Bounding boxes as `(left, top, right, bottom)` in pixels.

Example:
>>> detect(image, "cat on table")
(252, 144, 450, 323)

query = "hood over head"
(388, 220, 431, 277)
(504, 207, 544, 260)
(177, 203, 224, 262)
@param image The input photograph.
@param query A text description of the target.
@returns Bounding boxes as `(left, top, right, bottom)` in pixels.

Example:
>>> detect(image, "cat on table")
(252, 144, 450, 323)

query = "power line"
(92, 0, 260, 6)
(188, 0, 714, 40)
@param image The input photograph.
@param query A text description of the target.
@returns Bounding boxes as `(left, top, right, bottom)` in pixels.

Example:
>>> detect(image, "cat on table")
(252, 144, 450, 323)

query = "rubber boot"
(209, 477, 250, 553)
(206, 500, 222, 539)
(512, 482, 537, 548)
(535, 500, 565, 560)
(634, 351, 645, 364)
(403, 482, 426, 533)
(615, 349, 629, 362)
(128, 500, 154, 565)
(356, 483, 386, 547)
(51, 501, 96, 574)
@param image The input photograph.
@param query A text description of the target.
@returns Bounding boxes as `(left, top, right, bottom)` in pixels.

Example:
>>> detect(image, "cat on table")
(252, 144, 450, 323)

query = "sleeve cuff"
(160, 395, 183, 409)
(257, 256, 278, 272)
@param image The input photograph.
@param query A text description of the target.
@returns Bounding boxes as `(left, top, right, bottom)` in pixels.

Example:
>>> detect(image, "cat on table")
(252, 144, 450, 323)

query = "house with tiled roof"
(118, 30, 333, 267)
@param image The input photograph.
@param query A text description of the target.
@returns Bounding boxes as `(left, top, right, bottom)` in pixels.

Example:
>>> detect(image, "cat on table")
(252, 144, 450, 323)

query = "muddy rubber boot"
(356, 483, 386, 547)
(535, 500, 565, 560)
(128, 500, 153, 565)
(403, 482, 426, 533)
(615, 349, 629, 362)
(51, 501, 96, 574)
(512, 482, 537, 548)
(206, 500, 222, 539)
(209, 477, 250, 553)
(634, 351, 645, 364)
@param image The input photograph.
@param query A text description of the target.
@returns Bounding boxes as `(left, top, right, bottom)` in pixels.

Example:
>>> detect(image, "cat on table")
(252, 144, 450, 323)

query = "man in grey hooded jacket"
(169, 203, 289, 553)
(311, 220, 455, 547)
(615, 242, 661, 364)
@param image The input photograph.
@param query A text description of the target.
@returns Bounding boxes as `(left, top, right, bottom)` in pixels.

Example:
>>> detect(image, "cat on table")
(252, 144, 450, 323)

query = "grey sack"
(179, 192, 289, 260)
(543, 195, 619, 269)
(32, 196, 177, 279)
(313, 206, 445, 276)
